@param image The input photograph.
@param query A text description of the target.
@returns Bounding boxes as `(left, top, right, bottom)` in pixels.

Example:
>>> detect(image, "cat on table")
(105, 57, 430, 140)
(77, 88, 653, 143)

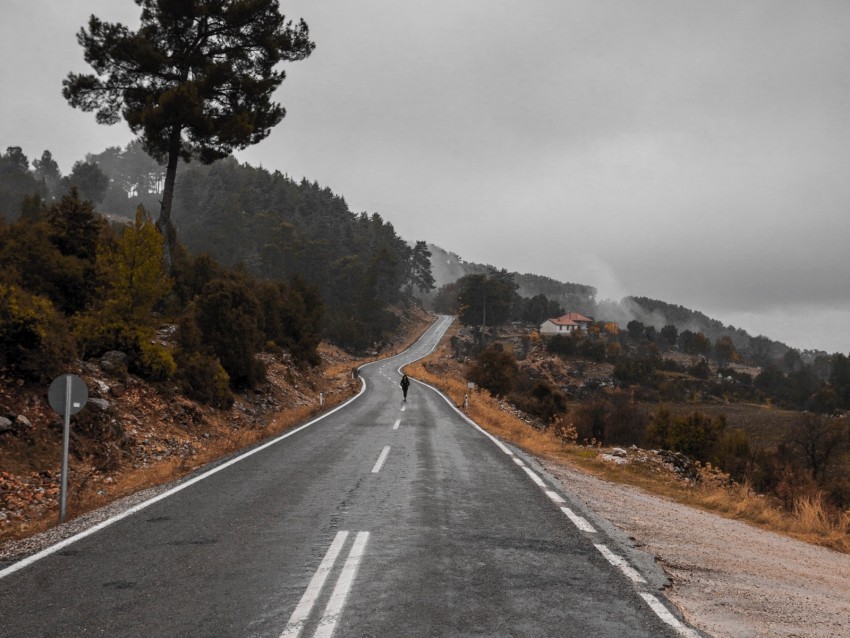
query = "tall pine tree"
(63, 0, 314, 266)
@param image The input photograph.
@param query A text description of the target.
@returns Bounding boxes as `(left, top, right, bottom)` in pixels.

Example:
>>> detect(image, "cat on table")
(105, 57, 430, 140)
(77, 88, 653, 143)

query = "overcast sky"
(1, 1, 848, 353)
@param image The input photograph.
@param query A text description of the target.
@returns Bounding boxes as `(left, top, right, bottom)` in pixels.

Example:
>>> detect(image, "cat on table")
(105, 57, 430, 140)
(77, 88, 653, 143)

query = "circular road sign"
(48, 374, 89, 417)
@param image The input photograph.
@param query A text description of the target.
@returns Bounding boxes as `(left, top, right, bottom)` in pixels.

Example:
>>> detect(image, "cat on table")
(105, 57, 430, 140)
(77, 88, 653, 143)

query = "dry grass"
(405, 325, 850, 554)
(65, 402, 337, 525)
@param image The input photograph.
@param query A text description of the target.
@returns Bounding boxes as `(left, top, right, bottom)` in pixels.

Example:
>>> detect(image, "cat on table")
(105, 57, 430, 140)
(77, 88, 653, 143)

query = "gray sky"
(2, 1, 849, 353)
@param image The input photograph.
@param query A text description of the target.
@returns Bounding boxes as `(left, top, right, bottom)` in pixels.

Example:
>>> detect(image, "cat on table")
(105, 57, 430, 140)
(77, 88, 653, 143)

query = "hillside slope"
(0, 307, 432, 544)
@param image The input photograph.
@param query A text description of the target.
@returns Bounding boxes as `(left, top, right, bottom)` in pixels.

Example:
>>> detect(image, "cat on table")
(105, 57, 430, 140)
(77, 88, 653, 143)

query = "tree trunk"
(156, 127, 181, 272)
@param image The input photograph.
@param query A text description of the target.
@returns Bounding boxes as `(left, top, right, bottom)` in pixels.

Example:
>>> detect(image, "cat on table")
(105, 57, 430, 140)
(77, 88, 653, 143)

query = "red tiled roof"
(546, 312, 593, 326)
(547, 316, 579, 327)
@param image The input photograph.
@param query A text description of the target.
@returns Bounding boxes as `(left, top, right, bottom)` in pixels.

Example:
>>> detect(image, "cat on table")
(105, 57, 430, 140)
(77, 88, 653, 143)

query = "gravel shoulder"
(542, 459, 850, 638)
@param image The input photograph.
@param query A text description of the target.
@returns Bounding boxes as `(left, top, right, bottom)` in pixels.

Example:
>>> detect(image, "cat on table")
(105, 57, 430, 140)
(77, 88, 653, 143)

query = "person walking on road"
(400, 374, 410, 401)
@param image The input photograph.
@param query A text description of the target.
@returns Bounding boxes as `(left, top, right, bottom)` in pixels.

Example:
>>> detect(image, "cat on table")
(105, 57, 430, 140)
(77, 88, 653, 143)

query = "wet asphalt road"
(0, 316, 700, 637)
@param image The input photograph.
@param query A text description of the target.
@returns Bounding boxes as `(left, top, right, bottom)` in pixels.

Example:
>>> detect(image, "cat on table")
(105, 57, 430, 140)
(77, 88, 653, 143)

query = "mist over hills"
(422, 244, 799, 363)
(0, 141, 819, 363)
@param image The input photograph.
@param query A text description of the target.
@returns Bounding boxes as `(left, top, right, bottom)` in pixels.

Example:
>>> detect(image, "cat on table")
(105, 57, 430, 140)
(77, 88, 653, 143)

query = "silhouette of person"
(400, 374, 410, 401)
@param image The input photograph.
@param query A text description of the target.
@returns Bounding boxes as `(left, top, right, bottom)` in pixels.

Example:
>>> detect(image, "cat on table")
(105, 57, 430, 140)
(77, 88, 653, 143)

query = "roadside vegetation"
(409, 275, 850, 553)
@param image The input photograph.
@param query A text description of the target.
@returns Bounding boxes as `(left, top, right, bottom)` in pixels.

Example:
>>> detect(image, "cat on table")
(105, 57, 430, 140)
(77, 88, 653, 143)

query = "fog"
(1, 1, 848, 352)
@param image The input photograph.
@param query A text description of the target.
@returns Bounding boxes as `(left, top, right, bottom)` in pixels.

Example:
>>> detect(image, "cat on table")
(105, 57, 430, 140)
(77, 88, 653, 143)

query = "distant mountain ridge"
(423, 243, 797, 362)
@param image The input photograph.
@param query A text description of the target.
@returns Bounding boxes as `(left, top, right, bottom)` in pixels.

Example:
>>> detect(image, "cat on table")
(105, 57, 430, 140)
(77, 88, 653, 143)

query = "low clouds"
(1, 1, 848, 352)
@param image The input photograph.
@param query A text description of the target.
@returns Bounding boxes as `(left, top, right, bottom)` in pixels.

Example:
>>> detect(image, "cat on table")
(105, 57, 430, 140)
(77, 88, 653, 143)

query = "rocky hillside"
(1, 306, 432, 542)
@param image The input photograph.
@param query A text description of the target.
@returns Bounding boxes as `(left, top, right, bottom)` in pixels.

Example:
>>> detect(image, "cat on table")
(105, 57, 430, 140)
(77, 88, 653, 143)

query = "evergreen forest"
(0, 143, 435, 405)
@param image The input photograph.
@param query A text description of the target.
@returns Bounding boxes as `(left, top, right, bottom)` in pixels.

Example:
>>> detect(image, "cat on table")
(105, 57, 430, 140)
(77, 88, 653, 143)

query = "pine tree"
(63, 0, 314, 266)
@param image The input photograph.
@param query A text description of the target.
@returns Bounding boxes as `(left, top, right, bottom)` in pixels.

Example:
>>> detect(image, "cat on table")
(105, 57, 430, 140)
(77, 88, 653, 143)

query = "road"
(0, 315, 702, 637)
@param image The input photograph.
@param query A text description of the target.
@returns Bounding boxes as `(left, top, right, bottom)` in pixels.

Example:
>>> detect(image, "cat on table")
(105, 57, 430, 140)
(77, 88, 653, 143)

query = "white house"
(540, 312, 593, 335)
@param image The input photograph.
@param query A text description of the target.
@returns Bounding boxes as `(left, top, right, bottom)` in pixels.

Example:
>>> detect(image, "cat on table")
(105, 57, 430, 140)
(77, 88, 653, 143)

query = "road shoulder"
(541, 458, 850, 638)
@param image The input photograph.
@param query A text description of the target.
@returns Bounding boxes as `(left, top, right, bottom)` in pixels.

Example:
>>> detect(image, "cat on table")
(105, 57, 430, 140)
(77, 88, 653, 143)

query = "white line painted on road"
(280, 531, 350, 638)
(371, 446, 391, 473)
(400, 323, 703, 637)
(640, 593, 703, 638)
(594, 544, 646, 584)
(545, 489, 565, 504)
(401, 405, 406, 412)
(392, 419, 400, 430)
(0, 379, 370, 581)
(522, 466, 546, 488)
(314, 531, 370, 638)
(560, 506, 597, 533)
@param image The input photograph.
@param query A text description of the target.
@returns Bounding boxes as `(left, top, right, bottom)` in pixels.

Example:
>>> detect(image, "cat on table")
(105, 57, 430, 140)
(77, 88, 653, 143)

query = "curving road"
(0, 315, 703, 637)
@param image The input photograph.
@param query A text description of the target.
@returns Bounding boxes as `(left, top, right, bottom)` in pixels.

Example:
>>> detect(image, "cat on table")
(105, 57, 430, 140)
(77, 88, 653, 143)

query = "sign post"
(47, 374, 88, 523)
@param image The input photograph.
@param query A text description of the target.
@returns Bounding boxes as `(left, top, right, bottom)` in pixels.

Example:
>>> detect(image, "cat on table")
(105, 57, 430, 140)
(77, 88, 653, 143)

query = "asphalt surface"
(0, 315, 702, 637)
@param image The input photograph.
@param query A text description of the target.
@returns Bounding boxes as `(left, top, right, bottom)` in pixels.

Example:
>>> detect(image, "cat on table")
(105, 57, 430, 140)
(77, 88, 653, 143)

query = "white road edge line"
(522, 466, 547, 488)
(371, 446, 391, 474)
(639, 593, 703, 638)
(279, 531, 350, 638)
(594, 544, 646, 584)
(313, 531, 370, 638)
(406, 324, 703, 637)
(392, 419, 400, 430)
(545, 489, 565, 504)
(560, 506, 597, 533)
(0, 379, 370, 581)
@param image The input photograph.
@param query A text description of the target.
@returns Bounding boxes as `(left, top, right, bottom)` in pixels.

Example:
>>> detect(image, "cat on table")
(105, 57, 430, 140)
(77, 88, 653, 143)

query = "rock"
(88, 398, 110, 411)
(93, 379, 111, 396)
(110, 384, 126, 398)
(0, 416, 13, 434)
(610, 447, 628, 457)
(600, 453, 628, 465)
(100, 351, 128, 375)
(15, 415, 32, 429)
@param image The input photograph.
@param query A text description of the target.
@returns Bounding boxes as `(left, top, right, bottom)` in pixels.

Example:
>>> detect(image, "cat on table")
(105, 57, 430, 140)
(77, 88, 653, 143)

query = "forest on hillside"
(0, 143, 434, 405)
(85, 143, 434, 349)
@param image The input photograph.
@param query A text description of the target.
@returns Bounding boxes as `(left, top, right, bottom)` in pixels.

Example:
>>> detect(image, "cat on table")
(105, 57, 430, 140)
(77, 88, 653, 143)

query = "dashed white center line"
(280, 531, 349, 638)
(392, 419, 400, 430)
(371, 446, 390, 473)
(314, 532, 370, 638)
(594, 544, 646, 584)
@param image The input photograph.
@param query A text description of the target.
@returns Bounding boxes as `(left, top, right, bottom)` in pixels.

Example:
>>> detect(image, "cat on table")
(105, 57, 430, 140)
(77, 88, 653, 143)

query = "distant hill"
(421, 244, 797, 363)
(423, 244, 597, 314)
